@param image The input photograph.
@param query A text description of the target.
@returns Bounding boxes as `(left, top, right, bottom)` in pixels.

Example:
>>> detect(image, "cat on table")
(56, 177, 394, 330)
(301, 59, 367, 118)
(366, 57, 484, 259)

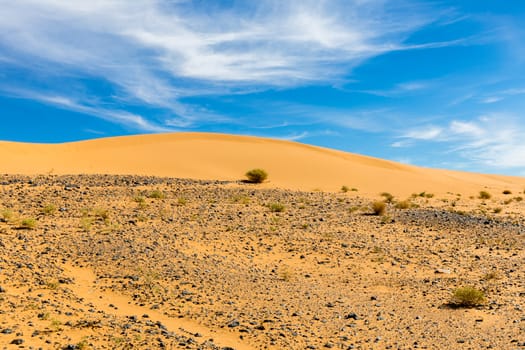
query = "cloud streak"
(401, 115, 525, 171)
(0, 0, 451, 131)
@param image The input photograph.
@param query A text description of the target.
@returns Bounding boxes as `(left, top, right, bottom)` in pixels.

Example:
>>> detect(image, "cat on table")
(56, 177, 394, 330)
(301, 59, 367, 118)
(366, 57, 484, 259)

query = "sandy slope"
(1, 132, 524, 196)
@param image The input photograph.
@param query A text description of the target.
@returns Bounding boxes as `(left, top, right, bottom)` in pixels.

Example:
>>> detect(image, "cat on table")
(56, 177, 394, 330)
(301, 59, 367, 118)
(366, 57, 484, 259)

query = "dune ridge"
(1, 132, 524, 196)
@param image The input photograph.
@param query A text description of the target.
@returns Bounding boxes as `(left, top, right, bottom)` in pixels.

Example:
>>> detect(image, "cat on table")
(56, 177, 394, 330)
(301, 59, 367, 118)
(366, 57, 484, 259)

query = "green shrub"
(41, 204, 57, 215)
(19, 218, 37, 229)
(268, 203, 285, 212)
(371, 201, 386, 216)
(451, 286, 486, 307)
(245, 169, 268, 184)
(134, 196, 148, 209)
(148, 190, 165, 199)
(395, 200, 412, 209)
(341, 185, 349, 193)
(479, 191, 491, 200)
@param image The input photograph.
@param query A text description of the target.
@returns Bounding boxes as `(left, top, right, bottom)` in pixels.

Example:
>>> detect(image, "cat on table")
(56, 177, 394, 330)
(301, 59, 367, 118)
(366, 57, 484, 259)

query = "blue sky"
(1, 1, 525, 175)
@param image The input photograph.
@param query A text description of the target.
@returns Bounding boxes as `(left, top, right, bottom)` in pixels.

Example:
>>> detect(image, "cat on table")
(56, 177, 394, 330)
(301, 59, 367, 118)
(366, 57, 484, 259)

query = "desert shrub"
(268, 203, 285, 212)
(245, 169, 268, 183)
(371, 201, 386, 216)
(502, 189, 512, 195)
(148, 190, 165, 199)
(380, 192, 394, 203)
(0, 209, 13, 223)
(514, 196, 523, 202)
(92, 208, 110, 222)
(134, 196, 148, 209)
(341, 185, 349, 193)
(451, 286, 486, 307)
(493, 207, 502, 214)
(349, 206, 360, 214)
(482, 271, 500, 281)
(395, 200, 412, 209)
(19, 218, 37, 229)
(479, 191, 491, 200)
(79, 217, 93, 232)
(176, 197, 187, 206)
(41, 204, 57, 215)
(351, 188, 358, 192)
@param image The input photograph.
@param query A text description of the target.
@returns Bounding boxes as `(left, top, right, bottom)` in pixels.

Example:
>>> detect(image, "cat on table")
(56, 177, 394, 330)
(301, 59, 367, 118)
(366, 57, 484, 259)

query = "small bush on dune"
(245, 169, 268, 184)
(502, 189, 512, 195)
(479, 191, 491, 200)
(371, 201, 386, 216)
(380, 192, 394, 203)
(479, 191, 492, 199)
(341, 185, 349, 193)
(451, 286, 486, 307)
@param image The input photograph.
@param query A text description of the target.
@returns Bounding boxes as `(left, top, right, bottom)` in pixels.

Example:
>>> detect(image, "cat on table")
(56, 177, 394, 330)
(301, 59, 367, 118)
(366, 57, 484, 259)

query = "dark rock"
(345, 312, 359, 320)
(228, 320, 240, 328)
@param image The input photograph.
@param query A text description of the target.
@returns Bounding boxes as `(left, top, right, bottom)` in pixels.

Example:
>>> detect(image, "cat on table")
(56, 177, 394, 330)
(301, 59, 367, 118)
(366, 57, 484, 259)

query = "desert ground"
(0, 133, 524, 349)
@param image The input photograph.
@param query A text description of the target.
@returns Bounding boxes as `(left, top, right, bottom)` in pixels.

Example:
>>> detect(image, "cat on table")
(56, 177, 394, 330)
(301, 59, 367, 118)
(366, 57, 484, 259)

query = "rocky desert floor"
(0, 174, 524, 349)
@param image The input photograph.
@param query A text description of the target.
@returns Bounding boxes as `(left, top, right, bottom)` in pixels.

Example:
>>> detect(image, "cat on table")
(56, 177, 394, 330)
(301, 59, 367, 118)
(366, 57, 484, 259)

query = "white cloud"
(0, 0, 454, 129)
(4, 88, 173, 133)
(403, 126, 444, 140)
(402, 115, 525, 170)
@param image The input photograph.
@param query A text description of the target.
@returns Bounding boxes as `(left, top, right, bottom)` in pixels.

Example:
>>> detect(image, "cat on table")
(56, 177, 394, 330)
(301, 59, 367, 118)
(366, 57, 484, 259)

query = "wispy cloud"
(401, 115, 525, 171)
(0, 1, 457, 130)
(4, 87, 173, 133)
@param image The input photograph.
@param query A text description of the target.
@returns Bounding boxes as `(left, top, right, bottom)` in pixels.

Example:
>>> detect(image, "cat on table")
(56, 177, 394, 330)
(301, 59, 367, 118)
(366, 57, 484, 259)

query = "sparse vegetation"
(493, 207, 502, 214)
(479, 191, 491, 200)
(92, 208, 110, 223)
(0, 208, 13, 223)
(482, 271, 500, 281)
(371, 201, 386, 216)
(79, 217, 94, 232)
(380, 192, 394, 203)
(148, 189, 166, 199)
(134, 195, 148, 209)
(395, 200, 412, 209)
(278, 266, 294, 281)
(502, 189, 512, 195)
(451, 286, 486, 307)
(268, 202, 285, 212)
(341, 185, 350, 193)
(245, 168, 268, 184)
(41, 204, 57, 215)
(19, 218, 37, 229)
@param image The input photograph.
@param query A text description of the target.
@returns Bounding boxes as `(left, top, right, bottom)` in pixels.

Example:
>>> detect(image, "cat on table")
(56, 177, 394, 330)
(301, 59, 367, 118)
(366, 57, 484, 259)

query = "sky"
(1, 1, 525, 176)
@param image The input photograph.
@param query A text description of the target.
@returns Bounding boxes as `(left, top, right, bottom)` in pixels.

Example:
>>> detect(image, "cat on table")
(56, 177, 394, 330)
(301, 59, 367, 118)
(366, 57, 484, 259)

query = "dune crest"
(1, 132, 524, 196)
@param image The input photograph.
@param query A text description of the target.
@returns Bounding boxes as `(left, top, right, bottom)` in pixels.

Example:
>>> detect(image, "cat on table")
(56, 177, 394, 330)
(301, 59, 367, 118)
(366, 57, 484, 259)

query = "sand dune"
(1, 132, 524, 196)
